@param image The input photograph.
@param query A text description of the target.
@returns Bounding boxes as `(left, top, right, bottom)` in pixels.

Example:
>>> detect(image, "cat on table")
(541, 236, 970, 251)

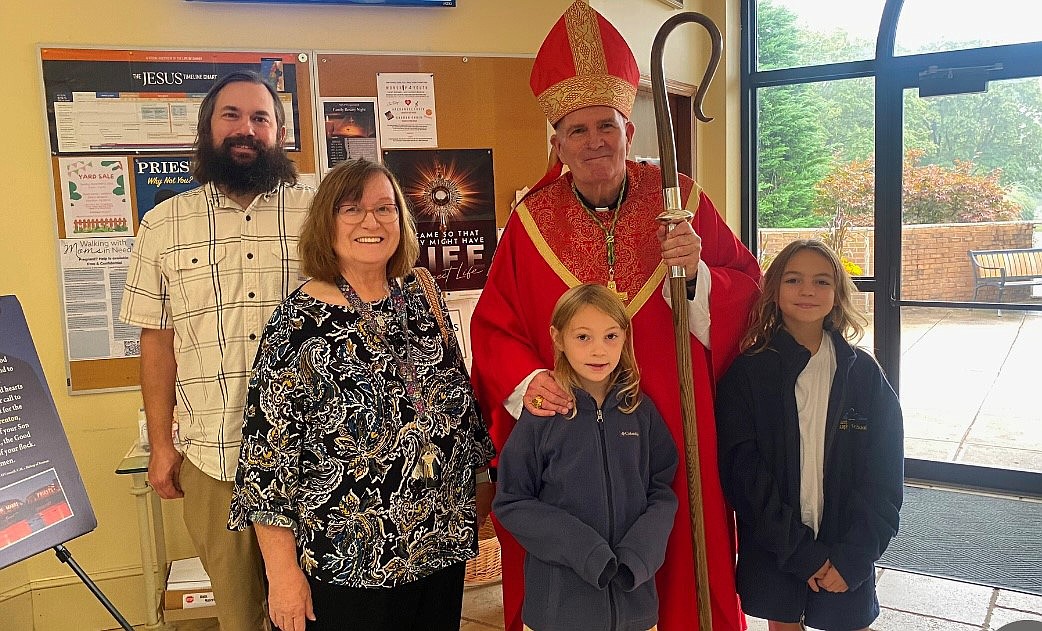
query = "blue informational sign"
(133, 156, 200, 222)
(0, 296, 96, 570)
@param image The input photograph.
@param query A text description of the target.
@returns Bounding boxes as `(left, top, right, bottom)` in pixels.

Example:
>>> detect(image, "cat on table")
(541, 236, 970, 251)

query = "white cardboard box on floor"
(163, 557, 217, 620)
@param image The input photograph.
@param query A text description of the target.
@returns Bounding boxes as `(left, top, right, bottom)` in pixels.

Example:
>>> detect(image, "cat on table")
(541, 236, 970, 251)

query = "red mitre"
(524, 1, 640, 197)
(531, 0, 640, 125)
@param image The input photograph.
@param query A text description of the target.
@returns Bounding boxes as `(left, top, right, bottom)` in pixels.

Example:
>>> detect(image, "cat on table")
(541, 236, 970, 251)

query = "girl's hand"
(807, 559, 832, 592)
(817, 564, 849, 593)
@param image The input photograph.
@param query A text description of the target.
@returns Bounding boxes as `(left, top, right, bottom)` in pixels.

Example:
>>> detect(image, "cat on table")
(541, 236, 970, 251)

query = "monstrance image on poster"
(383, 149, 497, 292)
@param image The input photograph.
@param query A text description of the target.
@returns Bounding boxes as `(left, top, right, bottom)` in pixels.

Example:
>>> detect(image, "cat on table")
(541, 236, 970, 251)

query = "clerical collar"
(572, 176, 627, 213)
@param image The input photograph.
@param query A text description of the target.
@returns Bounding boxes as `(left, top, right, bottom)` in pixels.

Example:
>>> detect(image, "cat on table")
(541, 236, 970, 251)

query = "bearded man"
(120, 70, 314, 631)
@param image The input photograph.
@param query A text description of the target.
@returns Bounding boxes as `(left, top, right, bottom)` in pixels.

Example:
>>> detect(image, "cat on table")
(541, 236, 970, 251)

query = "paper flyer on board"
(41, 50, 303, 154)
(58, 238, 139, 360)
(132, 156, 199, 222)
(377, 73, 437, 148)
(319, 98, 380, 174)
(58, 158, 133, 239)
(383, 148, 496, 292)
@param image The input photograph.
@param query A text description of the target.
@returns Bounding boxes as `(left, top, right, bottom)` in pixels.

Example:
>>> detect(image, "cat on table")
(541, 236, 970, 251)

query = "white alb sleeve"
(503, 369, 548, 420)
(660, 259, 712, 349)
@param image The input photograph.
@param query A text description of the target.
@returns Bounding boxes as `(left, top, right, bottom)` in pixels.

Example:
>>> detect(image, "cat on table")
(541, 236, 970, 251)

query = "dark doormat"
(877, 485, 1042, 595)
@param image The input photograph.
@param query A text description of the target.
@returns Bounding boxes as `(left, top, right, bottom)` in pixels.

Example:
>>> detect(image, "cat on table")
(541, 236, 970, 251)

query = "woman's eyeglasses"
(334, 204, 400, 224)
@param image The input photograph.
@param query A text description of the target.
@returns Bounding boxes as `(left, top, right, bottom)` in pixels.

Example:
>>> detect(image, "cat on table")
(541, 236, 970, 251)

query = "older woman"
(229, 159, 495, 631)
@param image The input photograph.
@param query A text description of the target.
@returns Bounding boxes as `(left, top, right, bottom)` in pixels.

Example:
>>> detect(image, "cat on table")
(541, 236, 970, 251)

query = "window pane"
(900, 307, 1041, 474)
(756, 78, 875, 240)
(900, 77, 1042, 474)
(901, 77, 1042, 305)
(896, 0, 1042, 56)
(756, 0, 885, 71)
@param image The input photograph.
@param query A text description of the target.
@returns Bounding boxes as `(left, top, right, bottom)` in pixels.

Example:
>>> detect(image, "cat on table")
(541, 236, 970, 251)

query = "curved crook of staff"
(651, 12, 722, 631)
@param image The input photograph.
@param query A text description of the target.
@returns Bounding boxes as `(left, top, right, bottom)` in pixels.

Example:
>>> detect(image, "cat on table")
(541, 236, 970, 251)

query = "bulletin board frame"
(312, 51, 548, 229)
(39, 46, 317, 393)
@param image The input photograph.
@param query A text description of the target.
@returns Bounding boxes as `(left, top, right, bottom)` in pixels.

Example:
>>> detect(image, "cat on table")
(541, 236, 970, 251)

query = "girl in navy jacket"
(494, 283, 678, 631)
(716, 240, 903, 631)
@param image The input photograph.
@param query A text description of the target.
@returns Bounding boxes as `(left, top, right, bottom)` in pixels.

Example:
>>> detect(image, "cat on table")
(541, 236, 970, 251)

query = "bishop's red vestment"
(471, 161, 762, 631)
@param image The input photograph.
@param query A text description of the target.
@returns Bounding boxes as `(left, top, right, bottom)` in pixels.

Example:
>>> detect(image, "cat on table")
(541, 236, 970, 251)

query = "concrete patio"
(894, 306, 1042, 474)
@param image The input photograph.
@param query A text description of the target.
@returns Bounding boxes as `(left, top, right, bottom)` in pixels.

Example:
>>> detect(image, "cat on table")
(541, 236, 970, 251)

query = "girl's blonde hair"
(550, 283, 641, 414)
(742, 239, 867, 353)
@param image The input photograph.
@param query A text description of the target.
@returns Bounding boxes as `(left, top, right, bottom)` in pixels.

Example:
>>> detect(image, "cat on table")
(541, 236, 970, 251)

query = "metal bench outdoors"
(968, 247, 1042, 302)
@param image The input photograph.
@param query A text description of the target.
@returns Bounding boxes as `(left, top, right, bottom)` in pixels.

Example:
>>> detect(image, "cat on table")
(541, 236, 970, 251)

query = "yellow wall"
(0, 0, 736, 628)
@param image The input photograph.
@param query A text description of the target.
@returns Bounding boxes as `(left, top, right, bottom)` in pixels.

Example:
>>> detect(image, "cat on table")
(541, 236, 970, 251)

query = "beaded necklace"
(336, 276, 440, 487)
(572, 176, 628, 299)
(335, 276, 425, 418)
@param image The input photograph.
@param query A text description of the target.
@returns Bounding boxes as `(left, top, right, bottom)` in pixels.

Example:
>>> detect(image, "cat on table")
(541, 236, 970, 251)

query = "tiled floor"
(459, 569, 1042, 631)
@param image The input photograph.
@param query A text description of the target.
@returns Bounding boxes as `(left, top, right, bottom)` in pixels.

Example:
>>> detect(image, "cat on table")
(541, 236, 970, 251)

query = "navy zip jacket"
(493, 386, 678, 631)
(716, 329, 903, 630)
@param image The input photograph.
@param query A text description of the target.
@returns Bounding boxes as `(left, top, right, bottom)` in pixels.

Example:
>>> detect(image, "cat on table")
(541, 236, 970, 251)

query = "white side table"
(115, 444, 167, 630)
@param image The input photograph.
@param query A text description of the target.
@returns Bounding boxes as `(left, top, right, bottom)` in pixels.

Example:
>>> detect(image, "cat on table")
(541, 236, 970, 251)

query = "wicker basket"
(464, 519, 502, 586)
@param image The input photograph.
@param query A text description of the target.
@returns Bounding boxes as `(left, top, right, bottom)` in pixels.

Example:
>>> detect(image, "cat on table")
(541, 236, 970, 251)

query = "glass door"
(897, 75, 1042, 479)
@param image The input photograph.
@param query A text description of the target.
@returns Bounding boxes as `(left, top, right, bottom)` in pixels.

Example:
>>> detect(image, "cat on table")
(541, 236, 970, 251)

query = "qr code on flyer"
(124, 339, 141, 357)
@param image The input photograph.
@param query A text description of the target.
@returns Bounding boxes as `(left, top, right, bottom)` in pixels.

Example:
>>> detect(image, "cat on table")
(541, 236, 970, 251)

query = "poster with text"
(40, 49, 302, 154)
(133, 156, 199, 222)
(383, 149, 497, 291)
(0, 295, 96, 569)
(59, 158, 133, 238)
(59, 238, 138, 360)
(320, 99, 379, 174)
(442, 290, 483, 372)
(376, 73, 437, 148)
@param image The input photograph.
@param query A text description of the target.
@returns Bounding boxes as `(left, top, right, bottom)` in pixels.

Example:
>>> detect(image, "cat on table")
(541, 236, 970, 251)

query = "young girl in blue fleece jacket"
(493, 283, 678, 631)
(717, 240, 904, 631)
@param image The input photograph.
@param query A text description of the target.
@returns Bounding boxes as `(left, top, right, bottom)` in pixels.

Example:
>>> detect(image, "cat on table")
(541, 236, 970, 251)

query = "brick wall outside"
(758, 222, 1038, 309)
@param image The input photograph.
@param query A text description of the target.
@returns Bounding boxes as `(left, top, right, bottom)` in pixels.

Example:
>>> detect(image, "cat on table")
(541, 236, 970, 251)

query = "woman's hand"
(254, 523, 316, 631)
(523, 370, 572, 416)
(266, 564, 315, 631)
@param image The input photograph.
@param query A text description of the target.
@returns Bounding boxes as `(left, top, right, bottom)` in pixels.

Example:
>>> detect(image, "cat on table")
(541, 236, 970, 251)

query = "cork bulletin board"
(40, 47, 547, 392)
(313, 52, 548, 228)
(39, 46, 316, 392)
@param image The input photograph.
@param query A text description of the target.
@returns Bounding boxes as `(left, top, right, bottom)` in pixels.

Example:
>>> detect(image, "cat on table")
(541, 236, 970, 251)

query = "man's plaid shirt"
(120, 181, 315, 480)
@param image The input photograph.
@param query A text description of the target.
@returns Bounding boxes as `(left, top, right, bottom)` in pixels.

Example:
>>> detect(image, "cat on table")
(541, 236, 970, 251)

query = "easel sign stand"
(54, 544, 133, 630)
(0, 295, 131, 630)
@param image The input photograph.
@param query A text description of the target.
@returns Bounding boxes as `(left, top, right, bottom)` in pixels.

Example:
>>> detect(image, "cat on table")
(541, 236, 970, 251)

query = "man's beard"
(193, 134, 298, 195)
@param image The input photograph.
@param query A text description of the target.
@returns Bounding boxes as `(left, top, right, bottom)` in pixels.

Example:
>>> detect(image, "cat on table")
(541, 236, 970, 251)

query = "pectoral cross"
(605, 234, 628, 300)
(607, 279, 628, 300)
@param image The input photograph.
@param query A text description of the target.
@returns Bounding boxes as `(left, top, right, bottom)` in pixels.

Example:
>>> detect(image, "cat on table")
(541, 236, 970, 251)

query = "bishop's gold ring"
(531, 395, 545, 410)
